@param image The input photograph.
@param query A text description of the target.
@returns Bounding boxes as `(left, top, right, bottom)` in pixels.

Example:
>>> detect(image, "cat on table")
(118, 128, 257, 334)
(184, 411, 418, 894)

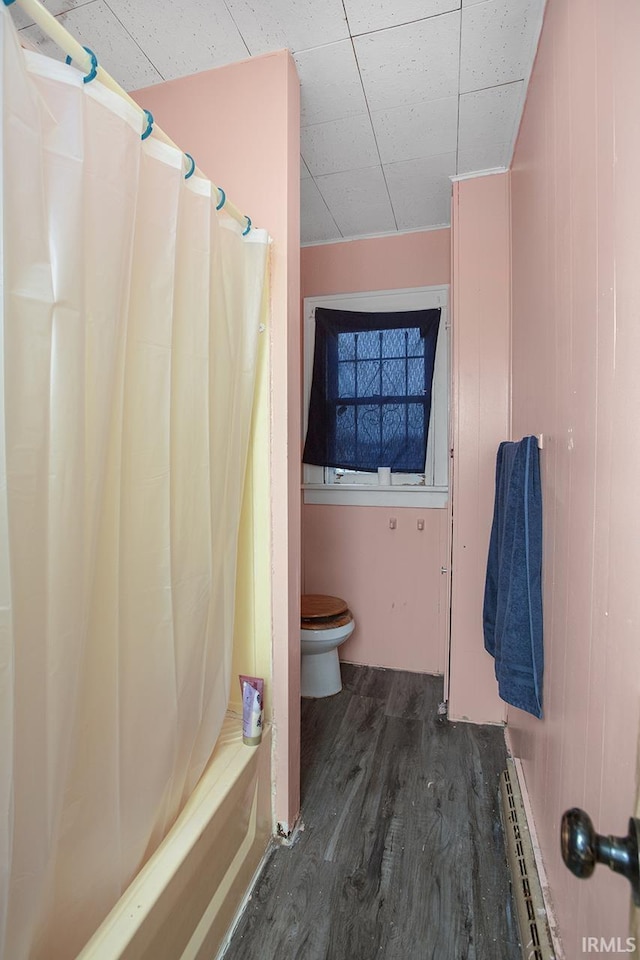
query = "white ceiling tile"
(8, 0, 543, 242)
(315, 166, 396, 237)
(12, 5, 35, 29)
(12, 0, 90, 30)
(301, 115, 379, 177)
(105, 0, 249, 84)
(460, 0, 544, 93)
(457, 142, 511, 175)
(354, 11, 460, 113)
(301, 179, 342, 244)
(458, 81, 524, 162)
(294, 40, 367, 127)
(344, 0, 460, 35)
(372, 96, 458, 165)
(386, 151, 456, 183)
(19, 0, 162, 89)
(384, 153, 454, 229)
(224, 0, 349, 55)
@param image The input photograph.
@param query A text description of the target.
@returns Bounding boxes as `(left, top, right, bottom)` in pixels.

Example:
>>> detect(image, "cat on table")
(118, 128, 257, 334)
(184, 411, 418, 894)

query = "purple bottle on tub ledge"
(239, 675, 264, 745)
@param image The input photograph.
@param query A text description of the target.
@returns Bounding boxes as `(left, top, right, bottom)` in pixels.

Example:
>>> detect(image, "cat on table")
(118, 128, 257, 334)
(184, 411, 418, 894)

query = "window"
(303, 307, 440, 472)
(303, 286, 449, 508)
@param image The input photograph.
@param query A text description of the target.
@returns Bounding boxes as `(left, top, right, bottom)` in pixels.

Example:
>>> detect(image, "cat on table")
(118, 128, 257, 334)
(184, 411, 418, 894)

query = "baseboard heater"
(500, 759, 556, 960)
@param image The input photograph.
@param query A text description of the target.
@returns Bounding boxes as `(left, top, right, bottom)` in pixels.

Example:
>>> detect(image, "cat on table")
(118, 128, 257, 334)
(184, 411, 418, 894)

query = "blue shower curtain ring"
(216, 187, 226, 210)
(184, 153, 195, 179)
(65, 46, 98, 83)
(242, 216, 252, 236)
(141, 109, 154, 140)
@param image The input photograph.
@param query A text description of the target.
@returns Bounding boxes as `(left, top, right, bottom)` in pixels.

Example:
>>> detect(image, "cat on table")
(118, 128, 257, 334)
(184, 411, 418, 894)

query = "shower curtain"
(0, 9, 269, 959)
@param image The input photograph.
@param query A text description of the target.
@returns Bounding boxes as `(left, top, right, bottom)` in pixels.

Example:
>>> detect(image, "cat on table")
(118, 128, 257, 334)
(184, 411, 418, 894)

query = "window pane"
(356, 404, 382, 467)
(380, 403, 405, 462)
(381, 328, 406, 358)
(358, 359, 380, 397)
(338, 361, 355, 398)
(382, 358, 406, 396)
(407, 404, 426, 469)
(332, 400, 429, 472)
(356, 330, 380, 360)
(337, 332, 355, 360)
(335, 404, 355, 463)
(407, 357, 425, 396)
(406, 327, 425, 356)
(382, 403, 425, 470)
(334, 328, 431, 469)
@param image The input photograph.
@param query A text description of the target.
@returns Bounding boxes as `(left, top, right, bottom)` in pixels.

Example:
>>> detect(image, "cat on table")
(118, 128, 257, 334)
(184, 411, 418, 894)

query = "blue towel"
(483, 436, 543, 718)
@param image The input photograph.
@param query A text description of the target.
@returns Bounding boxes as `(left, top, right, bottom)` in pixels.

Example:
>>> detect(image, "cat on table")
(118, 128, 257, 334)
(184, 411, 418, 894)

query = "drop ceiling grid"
(104, 0, 252, 81)
(12, 0, 546, 243)
(19, 0, 164, 89)
(315, 165, 397, 237)
(342, 0, 461, 36)
(296, 0, 544, 242)
(301, 179, 342, 244)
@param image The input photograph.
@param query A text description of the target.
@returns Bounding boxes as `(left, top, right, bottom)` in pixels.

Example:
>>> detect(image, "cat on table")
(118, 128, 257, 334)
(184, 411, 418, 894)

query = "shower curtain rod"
(7, 0, 250, 231)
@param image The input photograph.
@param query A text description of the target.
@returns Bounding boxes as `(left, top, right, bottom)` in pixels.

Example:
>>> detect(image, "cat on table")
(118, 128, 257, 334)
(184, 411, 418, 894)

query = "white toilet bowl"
(300, 595, 355, 698)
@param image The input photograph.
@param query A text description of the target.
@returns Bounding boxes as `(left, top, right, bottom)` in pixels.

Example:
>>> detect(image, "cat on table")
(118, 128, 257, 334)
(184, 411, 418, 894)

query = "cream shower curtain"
(0, 9, 269, 959)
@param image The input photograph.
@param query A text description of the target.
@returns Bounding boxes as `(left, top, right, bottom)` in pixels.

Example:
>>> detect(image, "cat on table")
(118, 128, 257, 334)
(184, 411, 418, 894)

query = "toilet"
(300, 594, 355, 698)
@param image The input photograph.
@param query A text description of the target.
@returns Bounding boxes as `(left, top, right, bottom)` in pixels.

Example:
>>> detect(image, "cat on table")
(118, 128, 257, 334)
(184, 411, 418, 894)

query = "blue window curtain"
(303, 307, 441, 473)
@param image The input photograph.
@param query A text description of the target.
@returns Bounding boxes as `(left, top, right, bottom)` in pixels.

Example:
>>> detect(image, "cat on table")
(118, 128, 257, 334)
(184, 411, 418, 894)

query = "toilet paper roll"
(378, 467, 391, 485)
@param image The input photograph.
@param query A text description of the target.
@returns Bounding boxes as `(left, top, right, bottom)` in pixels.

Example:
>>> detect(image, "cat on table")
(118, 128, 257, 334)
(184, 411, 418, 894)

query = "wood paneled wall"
(508, 0, 640, 950)
(449, 173, 511, 725)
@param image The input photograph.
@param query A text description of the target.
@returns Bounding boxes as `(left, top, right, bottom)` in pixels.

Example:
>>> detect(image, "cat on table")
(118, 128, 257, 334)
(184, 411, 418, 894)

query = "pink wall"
(134, 52, 302, 832)
(449, 174, 511, 725)
(304, 506, 449, 673)
(301, 230, 451, 675)
(301, 230, 451, 299)
(508, 0, 640, 949)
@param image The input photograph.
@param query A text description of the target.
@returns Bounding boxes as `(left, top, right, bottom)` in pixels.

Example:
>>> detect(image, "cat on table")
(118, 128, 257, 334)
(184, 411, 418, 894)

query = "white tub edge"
(78, 714, 272, 960)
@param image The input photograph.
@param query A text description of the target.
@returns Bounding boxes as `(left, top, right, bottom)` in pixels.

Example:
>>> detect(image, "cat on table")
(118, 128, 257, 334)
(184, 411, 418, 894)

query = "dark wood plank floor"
(223, 665, 520, 960)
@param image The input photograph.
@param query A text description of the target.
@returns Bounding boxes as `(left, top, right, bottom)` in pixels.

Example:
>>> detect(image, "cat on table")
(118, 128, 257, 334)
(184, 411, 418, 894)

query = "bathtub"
(77, 713, 272, 960)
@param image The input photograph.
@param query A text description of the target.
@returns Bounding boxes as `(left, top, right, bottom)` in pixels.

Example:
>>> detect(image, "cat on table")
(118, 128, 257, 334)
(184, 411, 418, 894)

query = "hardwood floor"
(223, 665, 520, 960)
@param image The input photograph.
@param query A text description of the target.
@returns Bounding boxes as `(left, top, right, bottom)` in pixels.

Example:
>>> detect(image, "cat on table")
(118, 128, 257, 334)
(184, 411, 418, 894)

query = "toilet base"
(301, 648, 342, 698)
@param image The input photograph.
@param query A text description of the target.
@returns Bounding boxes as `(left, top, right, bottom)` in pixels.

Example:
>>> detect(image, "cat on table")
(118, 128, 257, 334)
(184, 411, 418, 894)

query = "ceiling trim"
(449, 166, 508, 183)
(301, 222, 451, 248)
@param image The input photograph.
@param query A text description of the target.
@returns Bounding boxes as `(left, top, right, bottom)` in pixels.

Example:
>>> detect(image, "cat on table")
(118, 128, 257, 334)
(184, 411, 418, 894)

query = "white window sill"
(302, 484, 449, 508)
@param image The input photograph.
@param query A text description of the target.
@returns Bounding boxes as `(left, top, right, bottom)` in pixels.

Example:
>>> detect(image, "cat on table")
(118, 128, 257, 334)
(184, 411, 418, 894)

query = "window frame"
(303, 285, 450, 508)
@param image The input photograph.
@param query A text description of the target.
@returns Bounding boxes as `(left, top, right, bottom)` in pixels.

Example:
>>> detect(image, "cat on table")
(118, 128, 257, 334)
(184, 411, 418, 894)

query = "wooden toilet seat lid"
(301, 594, 348, 620)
